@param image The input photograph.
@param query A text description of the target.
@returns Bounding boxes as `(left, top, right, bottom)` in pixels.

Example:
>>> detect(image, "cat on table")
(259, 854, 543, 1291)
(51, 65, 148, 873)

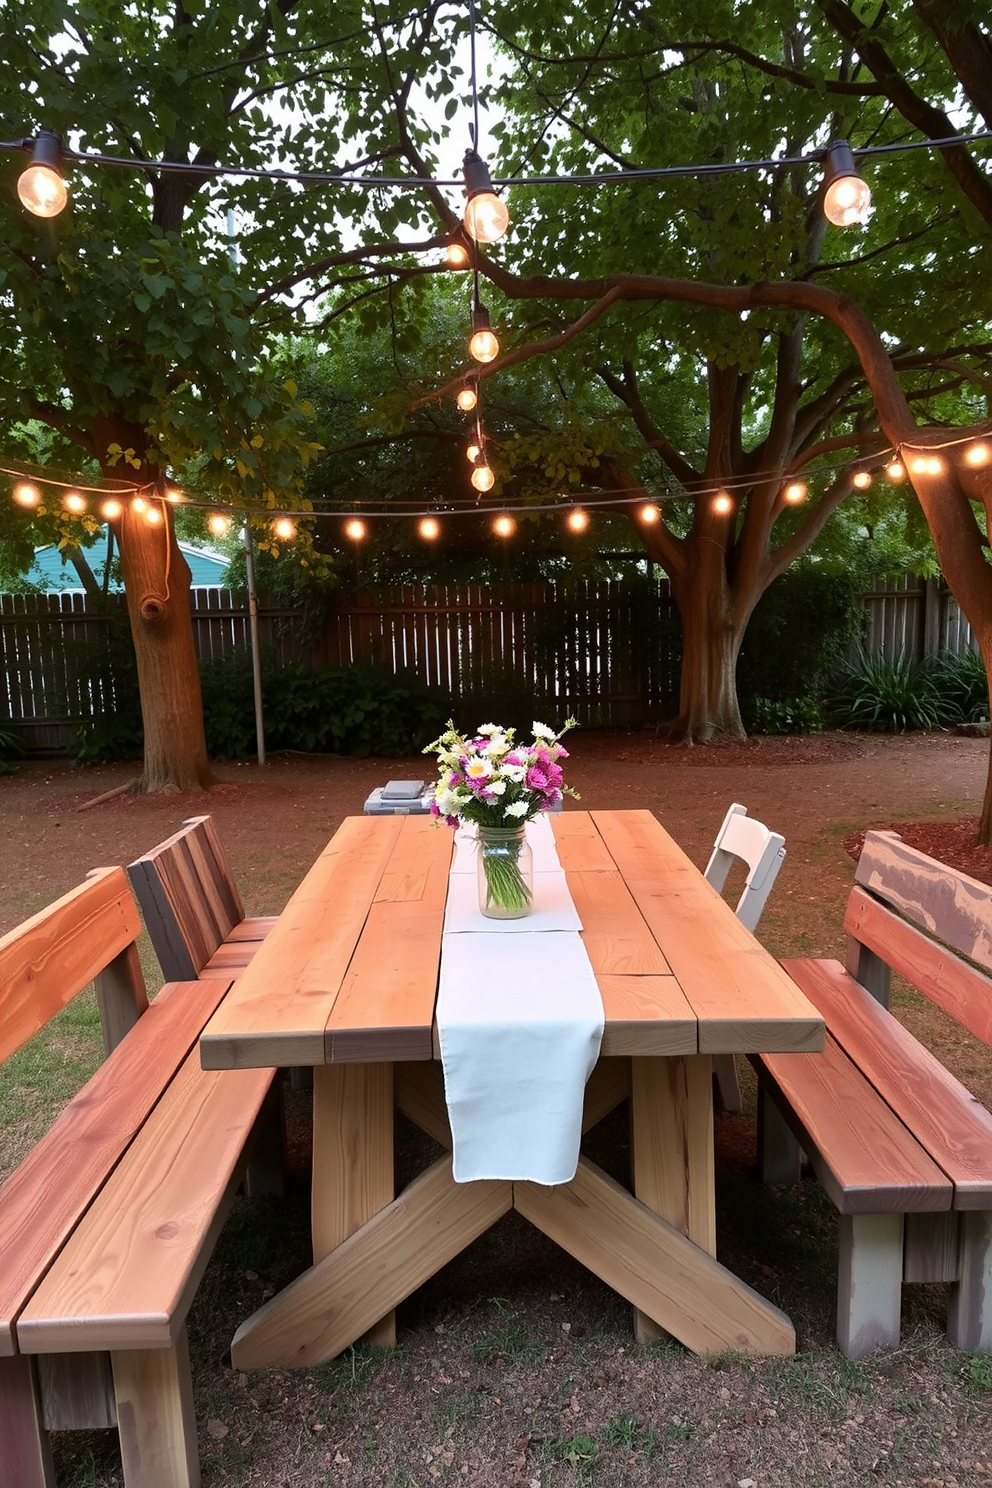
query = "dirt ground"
(2, 728, 992, 1488)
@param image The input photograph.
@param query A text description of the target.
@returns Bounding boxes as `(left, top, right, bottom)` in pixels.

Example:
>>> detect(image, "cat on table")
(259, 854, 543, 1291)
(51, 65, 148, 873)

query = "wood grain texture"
(581, 1057, 630, 1133)
(589, 811, 823, 1055)
(0, 1354, 55, 1488)
(903, 1213, 960, 1283)
(0, 977, 233, 1356)
(112, 1328, 199, 1488)
(948, 1209, 992, 1350)
(564, 868, 671, 976)
(231, 1159, 512, 1368)
(598, 975, 696, 1056)
(515, 1158, 795, 1356)
(837, 1213, 904, 1357)
(395, 1062, 451, 1148)
(325, 818, 451, 1063)
(550, 813, 618, 871)
(93, 942, 149, 1056)
(18, 1050, 272, 1352)
(38, 1352, 116, 1430)
(0, 867, 142, 1065)
(225, 916, 278, 942)
(754, 1034, 951, 1215)
(200, 816, 405, 1069)
(844, 888, 992, 1048)
(784, 956, 992, 1206)
(857, 829, 992, 977)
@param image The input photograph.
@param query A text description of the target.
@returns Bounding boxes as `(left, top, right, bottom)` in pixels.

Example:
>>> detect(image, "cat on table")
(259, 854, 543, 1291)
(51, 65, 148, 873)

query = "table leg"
(312, 1062, 396, 1346)
(630, 1053, 715, 1342)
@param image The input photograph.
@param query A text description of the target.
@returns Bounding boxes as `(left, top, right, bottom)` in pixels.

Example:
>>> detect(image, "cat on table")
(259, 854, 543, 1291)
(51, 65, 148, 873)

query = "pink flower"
(526, 766, 549, 790)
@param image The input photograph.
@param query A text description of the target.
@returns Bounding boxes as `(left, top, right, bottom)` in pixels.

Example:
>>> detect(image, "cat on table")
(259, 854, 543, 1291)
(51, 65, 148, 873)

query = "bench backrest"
(845, 828, 992, 1047)
(0, 866, 148, 1062)
(126, 814, 245, 979)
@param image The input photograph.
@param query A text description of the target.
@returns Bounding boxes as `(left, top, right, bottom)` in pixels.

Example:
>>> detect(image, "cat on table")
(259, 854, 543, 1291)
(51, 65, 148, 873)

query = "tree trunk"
(115, 502, 215, 791)
(667, 559, 747, 742)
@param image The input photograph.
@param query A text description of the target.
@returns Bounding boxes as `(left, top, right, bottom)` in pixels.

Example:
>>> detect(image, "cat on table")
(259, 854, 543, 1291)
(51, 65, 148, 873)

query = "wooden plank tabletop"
(200, 809, 823, 1071)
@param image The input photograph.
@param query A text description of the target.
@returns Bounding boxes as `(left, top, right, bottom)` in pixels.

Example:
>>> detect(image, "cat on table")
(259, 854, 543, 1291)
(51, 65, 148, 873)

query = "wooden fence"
(0, 575, 976, 755)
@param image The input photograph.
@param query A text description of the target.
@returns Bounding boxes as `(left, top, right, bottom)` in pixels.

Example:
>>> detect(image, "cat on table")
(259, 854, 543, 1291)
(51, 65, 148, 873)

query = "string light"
(468, 302, 499, 363)
(466, 441, 481, 463)
(713, 491, 734, 514)
(493, 513, 515, 536)
(783, 480, 807, 504)
(446, 235, 471, 269)
(17, 132, 68, 218)
(131, 495, 149, 514)
(62, 491, 87, 514)
(208, 512, 232, 536)
(456, 379, 478, 412)
(13, 481, 41, 508)
(471, 459, 495, 492)
(852, 470, 873, 490)
(566, 508, 590, 532)
(144, 504, 163, 524)
(345, 517, 366, 540)
(821, 140, 872, 227)
(966, 442, 992, 467)
(272, 516, 296, 540)
(100, 497, 124, 520)
(419, 516, 440, 540)
(164, 487, 183, 503)
(462, 149, 510, 243)
(638, 503, 660, 524)
(886, 460, 906, 481)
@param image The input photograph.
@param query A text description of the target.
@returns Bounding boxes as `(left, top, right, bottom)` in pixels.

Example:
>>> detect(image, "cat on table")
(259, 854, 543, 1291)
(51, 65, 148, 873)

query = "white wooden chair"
(704, 803, 787, 1112)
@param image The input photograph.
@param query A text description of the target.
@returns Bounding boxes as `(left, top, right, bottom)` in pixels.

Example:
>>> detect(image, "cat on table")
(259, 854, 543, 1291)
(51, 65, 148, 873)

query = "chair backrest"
(704, 802, 787, 933)
(127, 815, 245, 979)
(0, 867, 148, 1062)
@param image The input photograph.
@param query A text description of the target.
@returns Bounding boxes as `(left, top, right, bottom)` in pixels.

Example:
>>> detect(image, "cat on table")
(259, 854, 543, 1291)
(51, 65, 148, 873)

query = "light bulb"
(493, 514, 515, 537)
(208, 512, 231, 536)
(822, 141, 872, 227)
(466, 442, 481, 463)
(783, 481, 807, 504)
(471, 463, 495, 493)
(713, 491, 734, 515)
(462, 149, 510, 243)
(966, 441, 992, 467)
(164, 487, 183, 503)
(17, 134, 68, 218)
(567, 508, 590, 532)
(145, 504, 163, 525)
(131, 496, 149, 514)
(13, 481, 41, 508)
(345, 518, 366, 541)
(100, 498, 124, 520)
(273, 517, 296, 540)
(886, 460, 905, 482)
(446, 238, 470, 269)
(419, 517, 440, 540)
(469, 327, 499, 364)
(457, 382, 478, 412)
(925, 455, 943, 475)
(852, 470, 872, 490)
(638, 503, 660, 524)
(62, 490, 87, 514)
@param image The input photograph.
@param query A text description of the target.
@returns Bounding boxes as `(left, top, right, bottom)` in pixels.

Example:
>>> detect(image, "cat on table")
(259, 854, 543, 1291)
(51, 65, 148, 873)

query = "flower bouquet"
(424, 718, 578, 917)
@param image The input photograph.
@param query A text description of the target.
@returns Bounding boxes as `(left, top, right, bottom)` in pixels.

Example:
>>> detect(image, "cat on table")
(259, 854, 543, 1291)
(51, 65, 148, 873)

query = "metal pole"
(242, 524, 266, 766)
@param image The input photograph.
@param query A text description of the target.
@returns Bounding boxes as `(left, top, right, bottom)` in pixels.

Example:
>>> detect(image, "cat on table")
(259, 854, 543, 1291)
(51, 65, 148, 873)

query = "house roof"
(30, 527, 230, 592)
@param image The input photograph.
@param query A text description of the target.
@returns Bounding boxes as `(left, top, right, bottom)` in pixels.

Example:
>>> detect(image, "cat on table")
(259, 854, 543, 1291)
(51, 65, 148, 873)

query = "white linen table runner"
(437, 816, 604, 1184)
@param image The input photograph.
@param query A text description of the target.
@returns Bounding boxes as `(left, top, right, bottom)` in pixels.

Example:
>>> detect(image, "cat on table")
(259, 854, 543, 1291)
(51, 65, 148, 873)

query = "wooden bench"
(0, 867, 283, 1488)
(752, 829, 992, 1357)
(127, 815, 277, 981)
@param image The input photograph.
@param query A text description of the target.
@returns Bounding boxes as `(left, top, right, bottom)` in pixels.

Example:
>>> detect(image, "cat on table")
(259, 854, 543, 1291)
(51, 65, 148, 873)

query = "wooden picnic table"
(200, 808, 824, 1364)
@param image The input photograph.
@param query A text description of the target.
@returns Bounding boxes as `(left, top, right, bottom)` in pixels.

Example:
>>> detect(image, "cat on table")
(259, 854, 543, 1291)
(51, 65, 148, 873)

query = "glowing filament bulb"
(17, 134, 68, 218)
(471, 463, 495, 493)
(493, 514, 515, 537)
(466, 442, 481, 463)
(457, 382, 478, 412)
(131, 496, 148, 514)
(345, 518, 366, 541)
(469, 327, 499, 364)
(208, 512, 231, 536)
(446, 239, 470, 269)
(638, 503, 660, 525)
(13, 481, 41, 508)
(100, 498, 124, 520)
(144, 504, 163, 525)
(165, 487, 183, 503)
(273, 517, 296, 540)
(62, 491, 87, 514)
(713, 491, 734, 515)
(926, 456, 943, 475)
(567, 508, 590, 532)
(852, 471, 872, 490)
(966, 442, 992, 467)
(909, 455, 929, 475)
(418, 517, 440, 540)
(886, 460, 905, 482)
(783, 481, 807, 504)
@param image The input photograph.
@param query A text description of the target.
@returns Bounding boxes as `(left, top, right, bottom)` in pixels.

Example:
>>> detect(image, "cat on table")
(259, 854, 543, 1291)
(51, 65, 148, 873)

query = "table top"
(199, 809, 823, 1071)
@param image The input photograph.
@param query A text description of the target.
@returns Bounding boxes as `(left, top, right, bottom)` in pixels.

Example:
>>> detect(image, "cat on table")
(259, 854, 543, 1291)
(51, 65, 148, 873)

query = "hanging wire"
(468, 0, 481, 151)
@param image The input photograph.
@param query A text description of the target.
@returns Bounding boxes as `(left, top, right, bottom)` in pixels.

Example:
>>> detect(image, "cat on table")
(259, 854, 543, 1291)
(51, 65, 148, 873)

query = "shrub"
(742, 695, 825, 735)
(264, 661, 450, 757)
(934, 648, 989, 723)
(828, 649, 952, 732)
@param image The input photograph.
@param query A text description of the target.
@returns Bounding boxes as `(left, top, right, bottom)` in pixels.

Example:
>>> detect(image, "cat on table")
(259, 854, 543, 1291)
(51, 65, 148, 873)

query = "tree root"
(74, 778, 141, 812)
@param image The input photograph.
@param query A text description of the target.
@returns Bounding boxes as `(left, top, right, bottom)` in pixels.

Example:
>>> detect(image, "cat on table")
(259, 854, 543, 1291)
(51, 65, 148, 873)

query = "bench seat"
(0, 868, 283, 1488)
(751, 831, 992, 1357)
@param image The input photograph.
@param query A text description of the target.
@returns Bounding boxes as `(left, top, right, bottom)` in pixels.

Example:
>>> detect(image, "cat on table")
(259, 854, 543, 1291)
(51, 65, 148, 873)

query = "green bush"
(0, 722, 25, 774)
(934, 648, 989, 723)
(737, 567, 864, 733)
(828, 649, 952, 732)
